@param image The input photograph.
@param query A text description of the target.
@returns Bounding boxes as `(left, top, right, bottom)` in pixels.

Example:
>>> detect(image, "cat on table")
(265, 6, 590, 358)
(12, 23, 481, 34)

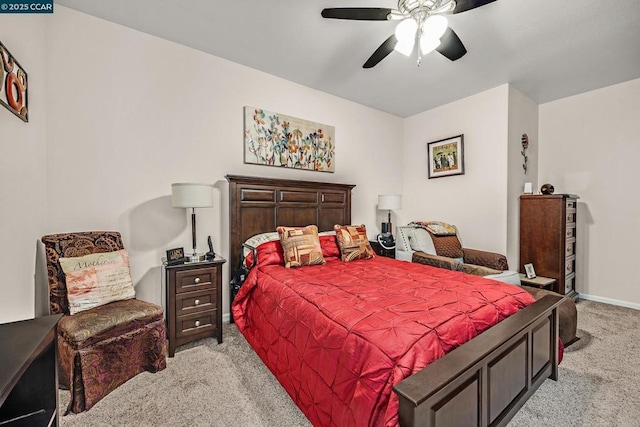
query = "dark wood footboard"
(393, 294, 562, 427)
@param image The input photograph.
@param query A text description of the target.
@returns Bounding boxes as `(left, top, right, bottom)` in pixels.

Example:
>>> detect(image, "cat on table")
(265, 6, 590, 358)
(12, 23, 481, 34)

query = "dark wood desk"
(0, 314, 61, 426)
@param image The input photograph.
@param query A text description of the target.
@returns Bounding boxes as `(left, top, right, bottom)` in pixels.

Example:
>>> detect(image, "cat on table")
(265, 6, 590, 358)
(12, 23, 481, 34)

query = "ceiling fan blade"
(363, 34, 397, 68)
(436, 28, 467, 61)
(321, 8, 393, 21)
(453, 0, 497, 14)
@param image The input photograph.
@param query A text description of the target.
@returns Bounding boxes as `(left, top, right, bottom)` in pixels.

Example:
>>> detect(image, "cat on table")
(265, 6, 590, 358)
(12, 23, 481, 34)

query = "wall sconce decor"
(521, 133, 529, 174)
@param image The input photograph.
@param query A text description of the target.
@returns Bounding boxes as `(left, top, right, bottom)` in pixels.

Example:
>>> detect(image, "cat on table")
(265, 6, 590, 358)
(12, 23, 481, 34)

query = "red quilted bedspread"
(233, 241, 535, 427)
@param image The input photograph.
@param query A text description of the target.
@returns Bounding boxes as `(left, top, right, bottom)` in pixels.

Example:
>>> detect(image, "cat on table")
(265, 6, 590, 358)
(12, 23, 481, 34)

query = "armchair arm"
(462, 248, 509, 271)
(412, 251, 463, 271)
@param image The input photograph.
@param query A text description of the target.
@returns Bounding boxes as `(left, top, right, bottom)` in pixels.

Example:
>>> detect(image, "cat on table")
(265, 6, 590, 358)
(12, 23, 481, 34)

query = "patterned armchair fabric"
(41, 231, 167, 414)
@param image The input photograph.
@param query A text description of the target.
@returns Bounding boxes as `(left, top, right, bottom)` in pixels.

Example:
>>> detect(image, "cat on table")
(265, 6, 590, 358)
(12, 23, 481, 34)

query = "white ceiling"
(55, 0, 640, 118)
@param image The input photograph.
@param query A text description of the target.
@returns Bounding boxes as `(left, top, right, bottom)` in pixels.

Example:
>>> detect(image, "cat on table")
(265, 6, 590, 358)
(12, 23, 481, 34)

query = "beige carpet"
(60, 300, 640, 427)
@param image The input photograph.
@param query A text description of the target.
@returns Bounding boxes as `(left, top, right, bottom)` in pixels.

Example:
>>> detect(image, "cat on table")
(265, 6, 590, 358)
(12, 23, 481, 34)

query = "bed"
(226, 175, 562, 427)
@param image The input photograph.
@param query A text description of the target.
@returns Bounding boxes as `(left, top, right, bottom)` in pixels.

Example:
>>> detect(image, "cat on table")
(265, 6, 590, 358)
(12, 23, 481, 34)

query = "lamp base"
(187, 253, 206, 263)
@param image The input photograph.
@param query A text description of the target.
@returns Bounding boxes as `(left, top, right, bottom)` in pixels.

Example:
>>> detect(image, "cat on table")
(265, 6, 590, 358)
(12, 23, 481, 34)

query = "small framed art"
(524, 263, 536, 279)
(166, 247, 185, 266)
(427, 134, 464, 179)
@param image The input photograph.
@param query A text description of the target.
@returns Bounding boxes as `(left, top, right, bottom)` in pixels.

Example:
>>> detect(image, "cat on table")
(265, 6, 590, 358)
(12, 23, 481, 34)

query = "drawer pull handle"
(194, 299, 200, 306)
(194, 277, 200, 284)
(195, 320, 200, 327)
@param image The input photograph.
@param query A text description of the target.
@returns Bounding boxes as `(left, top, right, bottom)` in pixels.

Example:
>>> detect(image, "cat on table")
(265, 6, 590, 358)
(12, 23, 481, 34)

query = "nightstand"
(369, 240, 396, 258)
(519, 273, 556, 290)
(165, 257, 226, 357)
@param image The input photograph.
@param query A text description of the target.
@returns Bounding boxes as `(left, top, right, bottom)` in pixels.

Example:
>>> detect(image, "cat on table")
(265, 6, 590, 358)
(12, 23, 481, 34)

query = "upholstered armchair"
(396, 223, 577, 345)
(42, 231, 167, 413)
(396, 223, 519, 284)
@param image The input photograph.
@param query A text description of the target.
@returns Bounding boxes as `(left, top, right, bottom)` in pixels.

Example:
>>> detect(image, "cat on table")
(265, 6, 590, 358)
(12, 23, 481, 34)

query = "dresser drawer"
(566, 199, 576, 209)
(175, 267, 216, 293)
(175, 288, 216, 316)
(565, 255, 576, 275)
(565, 238, 576, 256)
(566, 224, 576, 239)
(175, 310, 217, 339)
(565, 273, 575, 294)
(566, 212, 576, 223)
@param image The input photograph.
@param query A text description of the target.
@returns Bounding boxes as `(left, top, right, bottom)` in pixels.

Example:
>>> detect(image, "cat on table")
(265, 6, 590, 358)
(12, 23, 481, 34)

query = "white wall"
(0, 16, 48, 323)
(40, 7, 403, 321)
(401, 85, 510, 254)
(539, 78, 640, 307)
(506, 87, 539, 270)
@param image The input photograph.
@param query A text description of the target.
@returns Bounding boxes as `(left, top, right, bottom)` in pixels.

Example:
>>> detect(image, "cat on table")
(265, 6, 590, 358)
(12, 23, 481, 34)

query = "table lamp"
(378, 194, 401, 236)
(171, 183, 213, 262)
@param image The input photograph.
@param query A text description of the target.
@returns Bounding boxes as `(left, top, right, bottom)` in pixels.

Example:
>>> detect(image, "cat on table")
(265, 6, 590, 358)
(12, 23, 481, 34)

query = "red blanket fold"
(233, 255, 535, 426)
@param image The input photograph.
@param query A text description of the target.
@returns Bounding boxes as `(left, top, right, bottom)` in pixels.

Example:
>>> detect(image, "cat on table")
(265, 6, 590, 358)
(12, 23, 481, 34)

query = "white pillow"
(243, 230, 336, 256)
(408, 228, 437, 255)
(242, 232, 279, 257)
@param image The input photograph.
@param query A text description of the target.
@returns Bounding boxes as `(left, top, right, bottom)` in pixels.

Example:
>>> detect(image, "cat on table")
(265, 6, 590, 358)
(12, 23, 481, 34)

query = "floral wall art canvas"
(244, 106, 335, 173)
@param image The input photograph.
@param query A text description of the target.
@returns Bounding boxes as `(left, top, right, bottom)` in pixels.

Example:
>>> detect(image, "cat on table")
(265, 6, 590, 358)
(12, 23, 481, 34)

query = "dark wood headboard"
(226, 175, 355, 273)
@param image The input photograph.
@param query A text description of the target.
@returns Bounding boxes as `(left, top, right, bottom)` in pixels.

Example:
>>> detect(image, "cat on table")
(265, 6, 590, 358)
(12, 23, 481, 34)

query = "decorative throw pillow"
(333, 224, 375, 262)
(429, 233, 464, 259)
(277, 225, 325, 268)
(59, 249, 136, 315)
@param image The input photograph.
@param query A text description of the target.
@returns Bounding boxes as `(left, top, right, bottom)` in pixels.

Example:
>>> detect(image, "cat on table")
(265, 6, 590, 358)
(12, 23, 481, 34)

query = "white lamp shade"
(422, 15, 448, 40)
(378, 194, 401, 210)
(394, 38, 415, 56)
(420, 35, 441, 55)
(171, 183, 213, 208)
(395, 18, 418, 43)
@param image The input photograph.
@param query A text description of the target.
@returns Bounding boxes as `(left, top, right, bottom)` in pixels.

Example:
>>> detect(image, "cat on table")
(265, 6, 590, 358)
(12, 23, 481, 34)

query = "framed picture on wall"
(0, 40, 29, 122)
(427, 134, 464, 179)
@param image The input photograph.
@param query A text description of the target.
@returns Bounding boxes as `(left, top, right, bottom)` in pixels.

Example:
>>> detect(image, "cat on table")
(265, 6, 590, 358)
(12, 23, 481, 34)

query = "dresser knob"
(195, 320, 200, 327)
(194, 277, 200, 284)
(194, 299, 200, 306)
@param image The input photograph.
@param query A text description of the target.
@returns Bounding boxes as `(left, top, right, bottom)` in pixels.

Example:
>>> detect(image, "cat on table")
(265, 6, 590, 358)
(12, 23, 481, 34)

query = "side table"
(369, 240, 396, 258)
(519, 274, 556, 290)
(165, 257, 226, 357)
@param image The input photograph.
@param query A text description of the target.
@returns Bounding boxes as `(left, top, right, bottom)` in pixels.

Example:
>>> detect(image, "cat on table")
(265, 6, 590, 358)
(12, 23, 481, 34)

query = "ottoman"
(521, 285, 578, 345)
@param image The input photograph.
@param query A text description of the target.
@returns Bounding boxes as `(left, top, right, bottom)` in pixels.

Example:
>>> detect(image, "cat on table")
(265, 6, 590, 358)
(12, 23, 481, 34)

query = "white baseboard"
(578, 293, 640, 311)
(223, 312, 231, 323)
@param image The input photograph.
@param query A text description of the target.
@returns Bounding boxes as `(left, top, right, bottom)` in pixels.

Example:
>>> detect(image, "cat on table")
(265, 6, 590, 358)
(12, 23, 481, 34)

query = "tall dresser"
(519, 194, 579, 300)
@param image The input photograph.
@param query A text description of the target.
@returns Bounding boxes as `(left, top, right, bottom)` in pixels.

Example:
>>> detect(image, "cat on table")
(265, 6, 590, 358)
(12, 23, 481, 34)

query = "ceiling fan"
(321, 0, 496, 68)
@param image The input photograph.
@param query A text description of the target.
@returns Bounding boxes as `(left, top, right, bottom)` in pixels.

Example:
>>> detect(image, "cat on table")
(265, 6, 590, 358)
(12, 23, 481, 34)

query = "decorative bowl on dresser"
(165, 257, 226, 357)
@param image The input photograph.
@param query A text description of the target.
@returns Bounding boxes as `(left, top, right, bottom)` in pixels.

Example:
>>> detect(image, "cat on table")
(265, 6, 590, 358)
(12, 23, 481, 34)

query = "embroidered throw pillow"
(334, 224, 375, 262)
(59, 249, 136, 315)
(277, 225, 325, 268)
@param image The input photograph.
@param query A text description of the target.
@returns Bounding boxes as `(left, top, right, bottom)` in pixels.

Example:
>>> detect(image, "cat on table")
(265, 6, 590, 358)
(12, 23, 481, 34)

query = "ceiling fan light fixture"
(395, 38, 416, 56)
(419, 35, 441, 54)
(394, 18, 418, 42)
(422, 15, 448, 40)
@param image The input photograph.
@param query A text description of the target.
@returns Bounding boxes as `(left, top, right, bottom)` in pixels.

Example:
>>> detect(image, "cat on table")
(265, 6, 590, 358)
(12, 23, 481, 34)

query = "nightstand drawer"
(175, 267, 215, 293)
(176, 310, 217, 338)
(176, 288, 216, 316)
